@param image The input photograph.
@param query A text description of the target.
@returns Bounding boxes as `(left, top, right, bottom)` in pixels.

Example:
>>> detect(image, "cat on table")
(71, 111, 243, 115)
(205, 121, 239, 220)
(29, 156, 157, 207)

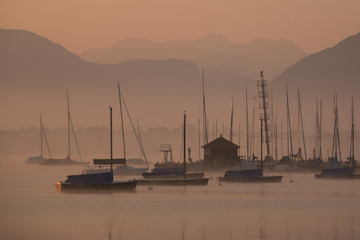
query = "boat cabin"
(202, 135, 240, 170)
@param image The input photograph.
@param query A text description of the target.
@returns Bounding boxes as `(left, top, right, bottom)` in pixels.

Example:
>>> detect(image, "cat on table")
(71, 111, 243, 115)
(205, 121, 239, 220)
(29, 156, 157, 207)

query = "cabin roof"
(202, 136, 240, 149)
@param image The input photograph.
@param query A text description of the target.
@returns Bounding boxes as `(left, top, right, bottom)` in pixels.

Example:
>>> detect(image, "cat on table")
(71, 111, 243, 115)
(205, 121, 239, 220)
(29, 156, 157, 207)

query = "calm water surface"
(0, 158, 359, 240)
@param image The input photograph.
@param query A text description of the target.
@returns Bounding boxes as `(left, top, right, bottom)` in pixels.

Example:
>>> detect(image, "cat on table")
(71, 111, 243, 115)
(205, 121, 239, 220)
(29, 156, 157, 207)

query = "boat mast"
(274, 110, 278, 161)
(40, 114, 43, 157)
(257, 71, 271, 159)
(40, 115, 52, 159)
(298, 87, 307, 160)
(271, 89, 274, 159)
(117, 83, 127, 164)
(110, 106, 113, 173)
(66, 90, 71, 159)
(335, 96, 342, 162)
(331, 96, 337, 159)
(315, 99, 320, 159)
(246, 84, 249, 161)
(250, 97, 256, 160)
(215, 119, 218, 138)
(319, 99, 323, 160)
(183, 112, 186, 179)
(350, 97, 355, 167)
(260, 118, 263, 171)
(281, 122, 283, 157)
(202, 67, 209, 146)
(286, 82, 294, 158)
(230, 97, 234, 142)
(238, 123, 241, 155)
(198, 118, 201, 161)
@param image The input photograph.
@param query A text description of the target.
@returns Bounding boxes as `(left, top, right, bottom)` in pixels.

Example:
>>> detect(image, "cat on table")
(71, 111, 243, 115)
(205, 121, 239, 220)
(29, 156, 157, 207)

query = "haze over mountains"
(80, 34, 307, 80)
(272, 32, 360, 98)
(1, 28, 360, 139)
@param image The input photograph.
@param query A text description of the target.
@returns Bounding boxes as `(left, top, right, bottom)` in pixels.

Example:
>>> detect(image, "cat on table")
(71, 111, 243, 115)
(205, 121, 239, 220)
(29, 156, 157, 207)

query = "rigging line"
(117, 83, 127, 162)
(120, 93, 148, 164)
(335, 96, 342, 162)
(286, 82, 294, 157)
(69, 114, 83, 163)
(136, 118, 149, 168)
(41, 117, 52, 159)
(298, 87, 307, 160)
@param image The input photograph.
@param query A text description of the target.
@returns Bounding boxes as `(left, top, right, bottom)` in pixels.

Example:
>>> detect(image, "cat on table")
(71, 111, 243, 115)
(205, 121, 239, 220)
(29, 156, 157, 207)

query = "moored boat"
(138, 113, 208, 186)
(219, 169, 282, 183)
(55, 106, 137, 192)
(315, 97, 360, 179)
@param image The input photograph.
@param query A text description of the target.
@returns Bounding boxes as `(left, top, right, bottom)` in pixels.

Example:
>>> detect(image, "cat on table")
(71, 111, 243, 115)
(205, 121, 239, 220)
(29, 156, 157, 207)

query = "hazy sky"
(2, 0, 359, 54)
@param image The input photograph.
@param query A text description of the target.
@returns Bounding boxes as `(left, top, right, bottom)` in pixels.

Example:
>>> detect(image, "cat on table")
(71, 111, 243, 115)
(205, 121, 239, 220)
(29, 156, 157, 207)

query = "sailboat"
(55, 107, 137, 191)
(26, 114, 52, 164)
(42, 90, 83, 165)
(83, 83, 149, 175)
(218, 117, 282, 183)
(138, 112, 209, 186)
(315, 96, 360, 179)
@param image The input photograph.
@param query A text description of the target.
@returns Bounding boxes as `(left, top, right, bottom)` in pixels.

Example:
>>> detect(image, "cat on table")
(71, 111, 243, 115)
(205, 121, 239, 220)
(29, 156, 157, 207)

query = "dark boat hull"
(219, 175, 283, 183)
(137, 178, 209, 186)
(55, 180, 137, 191)
(315, 174, 360, 179)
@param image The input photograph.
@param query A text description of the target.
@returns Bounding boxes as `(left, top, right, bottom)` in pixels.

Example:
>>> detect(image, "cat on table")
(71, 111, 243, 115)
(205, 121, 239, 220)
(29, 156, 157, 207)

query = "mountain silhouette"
(0, 29, 254, 130)
(272, 32, 360, 98)
(80, 34, 307, 79)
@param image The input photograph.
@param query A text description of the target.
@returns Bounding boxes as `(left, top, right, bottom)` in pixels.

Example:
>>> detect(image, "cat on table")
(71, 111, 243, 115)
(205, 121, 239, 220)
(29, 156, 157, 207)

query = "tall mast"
(66, 90, 70, 159)
(315, 99, 319, 159)
(274, 109, 278, 161)
(319, 99, 323, 160)
(298, 87, 307, 160)
(245, 84, 249, 161)
(183, 112, 186, 179)
(335, 96, 342, 162)
(281, 122, 283, 157)
(215, 119, 218, 138)
(110, 106, 113, 173)
(350, 97, 355, 167)
(271, 89, 274, 159)
(286, 82, 294, 158)
(202, 67, 208, 145)
(40, 114, 43, 157)
(117, 83, 127, 163)
(250, 97, 256, 160)
(257, 71, 271, 159)
(331, 96, 337, 159)
(260, 118, 263, 171)
(198, 118, 201, 161)
(230, 97, 234, 142)
(238, 123, 241, 155)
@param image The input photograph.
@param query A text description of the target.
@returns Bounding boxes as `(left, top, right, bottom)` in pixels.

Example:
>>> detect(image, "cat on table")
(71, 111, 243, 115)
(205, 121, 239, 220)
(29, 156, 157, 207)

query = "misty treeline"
(1, 124, 359, 162)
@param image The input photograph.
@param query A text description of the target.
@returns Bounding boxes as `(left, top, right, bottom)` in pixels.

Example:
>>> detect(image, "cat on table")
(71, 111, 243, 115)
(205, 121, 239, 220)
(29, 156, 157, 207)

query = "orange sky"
(1, 0, 359, 54)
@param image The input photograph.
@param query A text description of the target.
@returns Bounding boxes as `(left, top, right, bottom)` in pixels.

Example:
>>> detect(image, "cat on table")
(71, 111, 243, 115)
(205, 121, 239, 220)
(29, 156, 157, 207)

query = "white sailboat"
(26, 114, 52, 164)
(42, 90, 83, 165)
(83, 83, 149, 175)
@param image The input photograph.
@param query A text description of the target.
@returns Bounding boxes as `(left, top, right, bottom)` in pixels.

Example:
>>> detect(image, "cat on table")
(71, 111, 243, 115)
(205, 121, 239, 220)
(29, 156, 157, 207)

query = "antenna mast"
(202, 67, 208, 145)
(257, 71, 271, 159)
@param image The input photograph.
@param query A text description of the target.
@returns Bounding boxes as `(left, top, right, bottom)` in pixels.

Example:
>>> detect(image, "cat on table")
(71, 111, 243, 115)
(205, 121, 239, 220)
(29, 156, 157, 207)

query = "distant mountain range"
(1, 28, 359, 134)
(0, 29, 255, 130)
(272, 32, 360, 98)
(80, 34, 307, 80)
